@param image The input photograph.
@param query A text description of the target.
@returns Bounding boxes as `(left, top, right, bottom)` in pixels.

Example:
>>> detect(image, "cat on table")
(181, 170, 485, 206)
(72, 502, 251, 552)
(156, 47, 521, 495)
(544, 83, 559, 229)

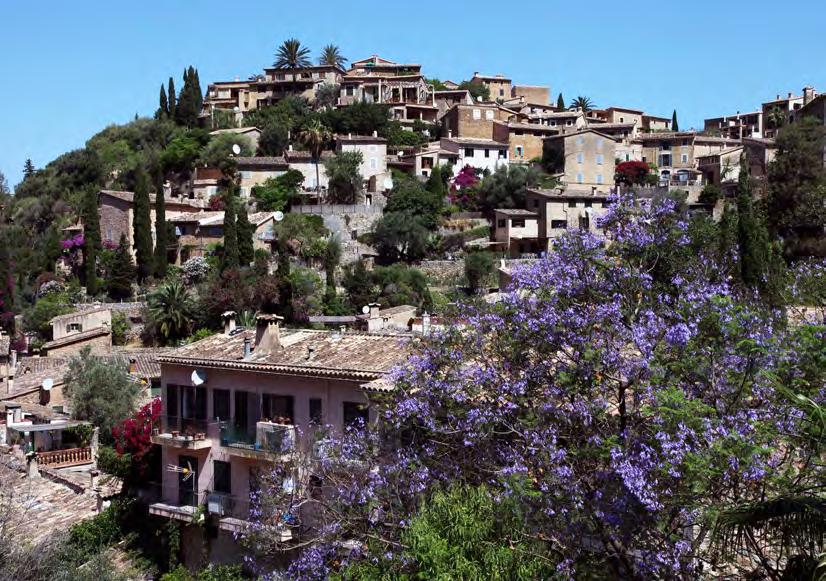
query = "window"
(499, 88, 504, 97)
(105, 229, 113, 242)
(472, 108, 481, 120)
(596, 154, 604, 165)
(343, 401, 369, 427)
(584, 201, 593, 208)
(166, 385, 179, 418)
(576, 173, 584, 184)
(550, 121, 557, 127)
(465, 148, 475, 157)
(67, 322, 82, 333)
(619, 116, 625, 122)
(351, 229, 358, 241)
(497, 219, 506, 228)
(263, 394, 294, 424)
(213, 389, 230, 421)
(213, 461, 231, 494)
(309, 398, 323, 424)
(596, 174, 604, 184)
(532, 199, 539, 208)
(498, 150, 507, 159)
(596, 138, 604, 150)
(576, 137, 584, 146)
(568, 201, 577, 208)
(485, 109, 494, 120)
(370, 158, 377, 169)
(681, 154, 688, 163)
(346, 86, 354, 96)
(484, 149, 490, 158)
(512, 218, 526, 228)
(551, 219, 567, 229)
(369, 144, 377, 152)
(576, 152, 584, 164)
(181, 386, 206, 420)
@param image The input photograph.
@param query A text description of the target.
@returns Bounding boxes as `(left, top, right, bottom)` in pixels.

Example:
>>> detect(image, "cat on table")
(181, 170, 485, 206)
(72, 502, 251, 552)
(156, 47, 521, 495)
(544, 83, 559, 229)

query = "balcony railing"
(37, 447, 92, 468)
(152, 416, 215, 449)
(219, 421, 295, 454)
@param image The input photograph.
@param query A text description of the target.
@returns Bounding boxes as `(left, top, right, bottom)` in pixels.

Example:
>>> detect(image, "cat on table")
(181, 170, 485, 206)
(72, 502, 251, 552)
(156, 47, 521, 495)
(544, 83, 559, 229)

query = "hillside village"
(0, 38, 825, 580)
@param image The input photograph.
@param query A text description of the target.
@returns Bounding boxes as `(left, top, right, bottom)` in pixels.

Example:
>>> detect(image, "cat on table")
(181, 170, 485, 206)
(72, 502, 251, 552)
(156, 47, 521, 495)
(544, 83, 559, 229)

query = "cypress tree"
(556, 93, 565, 110)
(221, 186, 239, 271)
(23, 159, 35, 179)
(108, 234, 136, 301)
(0, 228, 14, 334)
(158, 84, 168, 118)
(718, 201, 739, 277)
(671, 109, 679, 131)
(82, 188, 102, 296)
(153, 169, 168, 278)
(132, 167, 154, 282)
(236, 199, 256, 266)
(168, 77, 176, 120)
(192, 67, 203, 112)
(736, 154, 770, 288)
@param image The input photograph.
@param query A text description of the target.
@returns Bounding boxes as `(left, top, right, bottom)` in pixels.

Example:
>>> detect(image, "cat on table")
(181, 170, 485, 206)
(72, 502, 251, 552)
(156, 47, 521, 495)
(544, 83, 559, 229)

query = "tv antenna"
(167, 461, 196, 482)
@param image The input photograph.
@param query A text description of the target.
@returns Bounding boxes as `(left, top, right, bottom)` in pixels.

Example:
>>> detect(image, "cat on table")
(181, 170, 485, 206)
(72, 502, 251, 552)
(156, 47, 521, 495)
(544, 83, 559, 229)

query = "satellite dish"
(231, 144, 241, 155)
(191, 369, 207, 386)
(41, 378, 53, 391)
(383, 176, 393, 190)
(362, 305, 370, 314)
(273, 210, 284, 222)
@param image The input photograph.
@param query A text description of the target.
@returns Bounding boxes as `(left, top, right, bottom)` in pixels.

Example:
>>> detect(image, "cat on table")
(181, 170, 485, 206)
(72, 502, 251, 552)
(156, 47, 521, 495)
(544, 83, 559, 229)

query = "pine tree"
(158, 84, 168, 119)
(736, 154, 770, 288)
(556, 93, 565, 110)
(132, 166, 154, 282)
(23, 159, 35, 179)
(153, 169, 168, 278)
(221, 186, 240, 271)
(236, 199, 256, 266)
(108, 234, 136, 301)
(167, 77, 176, 120)
(82, 188, 101, 296)
(671, 109, 679, 131)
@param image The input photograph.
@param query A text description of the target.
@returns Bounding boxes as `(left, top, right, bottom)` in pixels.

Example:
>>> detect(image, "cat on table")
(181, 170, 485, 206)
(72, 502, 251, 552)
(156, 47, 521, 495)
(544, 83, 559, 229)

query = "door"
(178, 455, 198, 507)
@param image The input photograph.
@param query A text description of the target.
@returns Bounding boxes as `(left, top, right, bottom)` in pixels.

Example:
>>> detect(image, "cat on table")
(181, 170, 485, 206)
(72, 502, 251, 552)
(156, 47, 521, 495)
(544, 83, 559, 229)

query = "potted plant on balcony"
(171, 430, 180, 438)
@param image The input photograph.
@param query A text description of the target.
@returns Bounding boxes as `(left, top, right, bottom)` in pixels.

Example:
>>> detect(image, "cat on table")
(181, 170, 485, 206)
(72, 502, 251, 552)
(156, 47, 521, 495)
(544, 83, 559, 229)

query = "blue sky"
(2, 0, 825, 188)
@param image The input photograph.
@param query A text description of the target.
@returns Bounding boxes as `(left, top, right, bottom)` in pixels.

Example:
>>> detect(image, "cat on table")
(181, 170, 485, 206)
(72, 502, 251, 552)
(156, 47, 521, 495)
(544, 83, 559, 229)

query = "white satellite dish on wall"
(231, 144, 241, 156)
(41, 378, 53, 391)
(362, 305, 370, 315)
(191, 369, 207, 386)
(274, 211, 284, 222)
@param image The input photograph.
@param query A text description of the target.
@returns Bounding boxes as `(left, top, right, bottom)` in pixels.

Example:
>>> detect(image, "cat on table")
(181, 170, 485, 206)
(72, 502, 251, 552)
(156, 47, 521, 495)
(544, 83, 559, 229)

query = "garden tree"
(244, 97, 310, 156)
(160, 135, 204, 174)
(671, 109, 679, 131)
(570, 95, 595, 111)
(298, 118, 332, 192)
(157, 84, 168, 118)
(321, 100, 391, 137)
(474, 164, 544, 217)
(147, 279, 197, 344)
(235, 200, 256, 266)
(556, 92, 565, 110)
(340, 485, 555, 580)
(342, 260, 375, 310)
(24, 293, 72, 341)
(23, 158, 35, 178)
(323, 235, 342, 290)
(81, 187, 101, 295)
(371, 209, 430, 264)
(64, 346, 141, 440)
(201, 268, 255, 325)
(252, 169, 304, 211)
(325, 150, 364, 204)
(314, 83, 340, 109)
(273, 38, 312, 94)
(198, 133, 254, 167)
(384, 175, 443, 230)
(458, 80, 489, 102)
(153, 170, 168, 278)
(318, 44, 347, 68)
(464, 250, 494, 293)
(615, 160, 656, 186)
(131, 166, 154, 282)
(221, 185, 240, 271)
(107, 235, 135, 301)
(767, 116, 826, 245)
(245, 193, 826, 580)
(167, 77, 176, 119)
(425, 78, 448, 91)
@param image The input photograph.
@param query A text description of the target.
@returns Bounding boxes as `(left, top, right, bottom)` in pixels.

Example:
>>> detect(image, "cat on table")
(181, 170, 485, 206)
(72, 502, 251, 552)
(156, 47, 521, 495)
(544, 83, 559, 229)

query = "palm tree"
(298, 118, 332, 192)
(767, 106, 786, 130)
(148, 279, 196, 344)
(319, 44, 347, 69)
(273, 38, 312, 95)
(570, 96, 595, 112)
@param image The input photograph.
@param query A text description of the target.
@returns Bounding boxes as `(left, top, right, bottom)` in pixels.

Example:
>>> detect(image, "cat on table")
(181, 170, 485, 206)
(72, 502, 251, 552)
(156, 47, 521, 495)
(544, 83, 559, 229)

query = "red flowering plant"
(615, 160, 656, 186)
(112, 398, 161, 471)
(449, 165, 481, 209)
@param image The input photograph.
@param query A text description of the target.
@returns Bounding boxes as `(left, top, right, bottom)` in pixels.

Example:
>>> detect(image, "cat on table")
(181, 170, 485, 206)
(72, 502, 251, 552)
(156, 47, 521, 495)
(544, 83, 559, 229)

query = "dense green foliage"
(252, 170, 304, 211)
(132, 166, 154, 282)
(464, 251, 495, 292)
(107, 234, 136, 300)
(325, 150, 364, 204)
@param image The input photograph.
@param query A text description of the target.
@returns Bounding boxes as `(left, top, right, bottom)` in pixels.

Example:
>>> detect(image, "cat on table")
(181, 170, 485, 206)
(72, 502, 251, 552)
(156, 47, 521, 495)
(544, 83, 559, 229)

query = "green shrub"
(68, 502, 124, 559)
(97, 445, 132, 478)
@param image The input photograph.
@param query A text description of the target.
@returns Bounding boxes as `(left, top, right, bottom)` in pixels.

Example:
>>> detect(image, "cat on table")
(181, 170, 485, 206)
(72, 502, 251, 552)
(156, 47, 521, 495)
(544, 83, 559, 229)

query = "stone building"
(542, 129, 618, 192)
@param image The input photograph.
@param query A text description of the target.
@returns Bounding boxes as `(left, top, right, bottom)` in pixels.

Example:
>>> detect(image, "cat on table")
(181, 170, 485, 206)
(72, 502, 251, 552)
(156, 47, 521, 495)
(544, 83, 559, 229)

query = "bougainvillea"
(615, 160, 655, 186)
(112, 397, 161, 464)
(61, 233, 85, 251)
(449, 165, 481, 208)
(246, 193, 825, 580)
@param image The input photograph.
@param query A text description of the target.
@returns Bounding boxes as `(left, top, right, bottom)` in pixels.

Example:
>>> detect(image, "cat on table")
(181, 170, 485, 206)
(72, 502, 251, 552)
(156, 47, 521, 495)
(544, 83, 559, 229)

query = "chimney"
(243, 337, 252, 358)
(306, 345, 315, 361)
(348, 132, 352, 139)
(422, 311, 431, 336)
(128, 358, 137, 375)
(448, 129, 453, 138)
(788, 92, 793, 99)
(288, 144, 293, 152)
(255, 314, 284, 355)
(804, 86, 815, 105)
(372, 130, 378, 137)
(339, 325, 347, 335)
(222, 311, 237, 335)
(368, 303, 381, 320)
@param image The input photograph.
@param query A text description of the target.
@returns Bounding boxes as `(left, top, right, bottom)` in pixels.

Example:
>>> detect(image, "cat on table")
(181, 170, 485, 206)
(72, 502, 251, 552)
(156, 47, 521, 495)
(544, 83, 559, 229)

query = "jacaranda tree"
(244, 193, 825, 580)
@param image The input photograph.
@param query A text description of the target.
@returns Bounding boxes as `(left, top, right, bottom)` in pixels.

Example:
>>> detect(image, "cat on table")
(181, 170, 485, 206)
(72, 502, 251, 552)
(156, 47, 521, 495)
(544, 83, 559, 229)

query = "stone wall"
(292, 204, 385, 263)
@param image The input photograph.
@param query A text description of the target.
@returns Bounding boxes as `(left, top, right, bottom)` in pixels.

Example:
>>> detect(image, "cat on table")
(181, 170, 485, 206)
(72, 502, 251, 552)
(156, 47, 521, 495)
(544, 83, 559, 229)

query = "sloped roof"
(42, 327, 110, 351)
(99, 190, 207, 209)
